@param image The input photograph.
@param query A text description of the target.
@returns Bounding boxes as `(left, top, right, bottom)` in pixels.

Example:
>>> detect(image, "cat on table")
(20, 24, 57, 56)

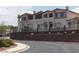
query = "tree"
(0, 22, 7, 36)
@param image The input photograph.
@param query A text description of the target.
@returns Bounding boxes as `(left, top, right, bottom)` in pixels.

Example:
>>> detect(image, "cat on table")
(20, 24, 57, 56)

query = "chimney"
(65, 6, 69, 20)
(33, 11, 36, 14)
(65, 6, 69, 11)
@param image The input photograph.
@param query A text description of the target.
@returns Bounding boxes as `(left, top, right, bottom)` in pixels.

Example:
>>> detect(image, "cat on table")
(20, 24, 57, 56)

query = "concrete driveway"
(15, 40, 79, 53)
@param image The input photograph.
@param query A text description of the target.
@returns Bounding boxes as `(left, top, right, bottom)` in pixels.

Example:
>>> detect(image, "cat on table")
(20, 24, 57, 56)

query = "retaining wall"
(10, 30, 79, 42)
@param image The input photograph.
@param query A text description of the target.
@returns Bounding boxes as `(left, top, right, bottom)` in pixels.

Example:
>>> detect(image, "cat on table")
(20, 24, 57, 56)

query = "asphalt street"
(15, 40, 79, 53)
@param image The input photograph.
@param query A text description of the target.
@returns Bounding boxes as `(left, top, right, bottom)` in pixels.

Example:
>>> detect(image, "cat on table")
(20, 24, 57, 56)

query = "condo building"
(17, 7, 79, 32)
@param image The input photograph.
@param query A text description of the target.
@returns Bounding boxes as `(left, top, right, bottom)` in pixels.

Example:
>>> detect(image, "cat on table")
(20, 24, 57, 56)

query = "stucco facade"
(17, 7, 79, 32)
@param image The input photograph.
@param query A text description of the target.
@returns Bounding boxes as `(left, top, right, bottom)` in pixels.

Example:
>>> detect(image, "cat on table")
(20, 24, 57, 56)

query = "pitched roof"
(69, 11, 79, 15)
(21, 13, 33, 16)
(20, 8, 79, 17)
(67, 17, 79, 21)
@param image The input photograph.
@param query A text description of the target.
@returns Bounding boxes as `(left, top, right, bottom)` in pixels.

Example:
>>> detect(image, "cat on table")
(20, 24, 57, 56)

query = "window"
(68, 21, 75, 28)
(22, 17, 26, 21)
(55, 13, 60, 18)
(58, 13, 60, 18)
(44, 14, 48, 18)
(55, 12, 66, 18)
(60, 13, 66, 18)
(28, 15, 33, 20)
(43, 22, 48, 31)
(60, 13, 64, 17)
(49, 13, 53, 17)
(55, 13, 58, 18)
(35, 14, 42, 19)
(37, 24, 40, 32)
(64, 13, 66, 17)
(49, 22, 53, 31)
(55, 23, 62, 28)
(24, 26, 28, 31)
(43, 22, 48, 27)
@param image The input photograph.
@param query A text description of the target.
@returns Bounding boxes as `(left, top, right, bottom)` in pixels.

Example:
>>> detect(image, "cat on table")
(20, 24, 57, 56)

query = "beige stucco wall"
(18, 10, 79, 32)
(27, 17, 54, 31)
(55, 18, 68, 28)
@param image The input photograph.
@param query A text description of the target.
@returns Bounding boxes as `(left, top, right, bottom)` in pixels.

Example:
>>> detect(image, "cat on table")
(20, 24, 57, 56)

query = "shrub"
(0, 39, 15, 47)
(5, 39, 15, 45)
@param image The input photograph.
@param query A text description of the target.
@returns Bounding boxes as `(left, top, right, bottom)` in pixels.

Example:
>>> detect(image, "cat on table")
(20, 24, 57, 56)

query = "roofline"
(20, 13, 33, 16)
(20, 8, 79, 17)
(69, 11, 79, 15)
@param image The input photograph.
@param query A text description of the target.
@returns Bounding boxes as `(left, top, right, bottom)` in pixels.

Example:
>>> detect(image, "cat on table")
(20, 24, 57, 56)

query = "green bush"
(0, 39, 15, 47)
(5, 39, 15, 45)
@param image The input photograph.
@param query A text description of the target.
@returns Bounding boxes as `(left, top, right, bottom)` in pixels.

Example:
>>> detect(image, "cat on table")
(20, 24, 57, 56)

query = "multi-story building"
(17, 7, 79, 32)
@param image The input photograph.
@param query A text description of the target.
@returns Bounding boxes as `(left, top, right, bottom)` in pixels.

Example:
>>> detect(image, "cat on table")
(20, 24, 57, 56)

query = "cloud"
(71, 7, 79, 13)
(0, 6, 32, 15)
(0, 6, 32, 26)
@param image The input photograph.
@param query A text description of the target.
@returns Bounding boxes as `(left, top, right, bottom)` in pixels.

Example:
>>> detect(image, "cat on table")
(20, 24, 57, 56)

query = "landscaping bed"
(0, 39, 16, 51)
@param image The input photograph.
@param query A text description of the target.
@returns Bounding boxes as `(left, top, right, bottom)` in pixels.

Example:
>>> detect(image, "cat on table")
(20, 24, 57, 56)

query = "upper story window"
(60, 12, 66, 18)
(44, 14, 48, 18)
(60, 13, 64, 17)
(28, 15, 33, 20)
(49, 13, 53, 17)
(22, 17, 26, 21)
(55, 12, 66, 18)
(35, 14, 42, 19)
(55, 13, 59, 18)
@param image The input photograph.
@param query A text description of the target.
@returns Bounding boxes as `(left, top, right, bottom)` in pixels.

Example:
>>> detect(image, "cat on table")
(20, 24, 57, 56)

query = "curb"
(0, 43, 30, 53)
(12, 43, 30, 53)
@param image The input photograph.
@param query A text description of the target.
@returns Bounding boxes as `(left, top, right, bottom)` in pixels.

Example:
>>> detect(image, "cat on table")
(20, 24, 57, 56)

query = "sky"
(0, 6, 79, 26)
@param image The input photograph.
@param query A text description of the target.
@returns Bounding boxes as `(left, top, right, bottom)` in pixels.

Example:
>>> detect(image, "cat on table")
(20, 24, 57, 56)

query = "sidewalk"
(0, 43, 30, 53)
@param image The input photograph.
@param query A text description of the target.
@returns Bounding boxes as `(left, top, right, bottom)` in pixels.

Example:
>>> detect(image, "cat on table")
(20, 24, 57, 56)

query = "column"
(33, 15, 35, 20)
